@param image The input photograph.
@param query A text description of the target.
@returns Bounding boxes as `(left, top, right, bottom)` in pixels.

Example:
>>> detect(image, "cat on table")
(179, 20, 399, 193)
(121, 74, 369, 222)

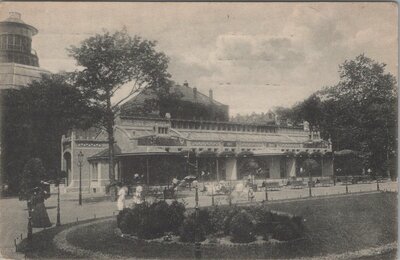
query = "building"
(61, 86, 333, 193)
(121, 81, 229, 121)
(0, 12, 49, 89)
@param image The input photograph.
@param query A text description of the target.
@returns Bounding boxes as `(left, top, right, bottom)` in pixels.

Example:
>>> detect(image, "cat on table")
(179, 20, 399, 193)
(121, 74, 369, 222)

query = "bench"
(264, 182, 281, 191)
(320, 179, 333, 187)
(291, 180, 306, 189)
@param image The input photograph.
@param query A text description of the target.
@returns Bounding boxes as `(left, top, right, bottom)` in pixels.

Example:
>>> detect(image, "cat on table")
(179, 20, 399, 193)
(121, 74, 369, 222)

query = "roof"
(1, 12, 38, 35)
(178, 131, 308, 143)
(88, 144, 122, 160)
(88, 145, 179, 160)
(174, 84, 225, 107)
(122, 83, 226, 109)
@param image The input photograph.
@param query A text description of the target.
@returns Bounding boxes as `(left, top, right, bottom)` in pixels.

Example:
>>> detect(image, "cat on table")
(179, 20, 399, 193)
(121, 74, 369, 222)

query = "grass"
(19, 192, 397, 259)
(264, 192, 397, 257)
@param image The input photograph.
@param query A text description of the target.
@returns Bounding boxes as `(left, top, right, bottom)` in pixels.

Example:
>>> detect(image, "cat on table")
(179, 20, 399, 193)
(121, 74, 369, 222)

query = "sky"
(1, 2, 397, 116)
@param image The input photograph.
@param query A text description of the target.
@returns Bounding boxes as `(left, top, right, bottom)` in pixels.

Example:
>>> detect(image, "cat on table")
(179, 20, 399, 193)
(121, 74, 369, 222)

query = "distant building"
(0, 12, 49, 89)
(121, 81, 229, 121)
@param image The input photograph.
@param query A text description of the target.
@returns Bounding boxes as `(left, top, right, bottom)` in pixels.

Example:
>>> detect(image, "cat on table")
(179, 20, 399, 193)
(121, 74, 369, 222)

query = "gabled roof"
(87, 144, 121, 160)
(122, 83, 226, 109)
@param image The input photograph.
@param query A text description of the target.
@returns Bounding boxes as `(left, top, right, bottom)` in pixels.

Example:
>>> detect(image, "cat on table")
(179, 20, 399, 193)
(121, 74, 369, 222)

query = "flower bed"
(117, 201, 305, 244)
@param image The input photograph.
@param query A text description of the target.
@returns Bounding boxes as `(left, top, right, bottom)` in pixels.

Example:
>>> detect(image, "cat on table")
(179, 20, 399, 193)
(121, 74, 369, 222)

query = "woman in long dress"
(117, 186, 127, 211)
(31, 187, 52, 228)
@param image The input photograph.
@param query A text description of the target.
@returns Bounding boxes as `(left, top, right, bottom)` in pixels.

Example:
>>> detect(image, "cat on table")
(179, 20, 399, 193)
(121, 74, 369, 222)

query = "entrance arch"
(63, 152, 72, 186)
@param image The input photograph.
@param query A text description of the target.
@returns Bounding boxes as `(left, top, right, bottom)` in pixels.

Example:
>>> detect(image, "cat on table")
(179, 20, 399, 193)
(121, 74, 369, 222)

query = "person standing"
(117, 185, 128, 211)
(132, 185, 144, 206)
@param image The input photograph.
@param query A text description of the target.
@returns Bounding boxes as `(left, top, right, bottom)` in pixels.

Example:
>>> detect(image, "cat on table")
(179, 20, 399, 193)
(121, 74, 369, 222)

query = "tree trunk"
(106, 96, 115, 182)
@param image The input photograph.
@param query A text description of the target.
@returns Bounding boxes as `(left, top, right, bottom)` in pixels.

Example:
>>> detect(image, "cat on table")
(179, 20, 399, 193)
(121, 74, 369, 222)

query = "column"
(216, 158, 219, 181)
(322, 157, 333, 176)
(286, 157, 296, 177)
(270, 156, 281, 179)
(225, 158, 237, 181)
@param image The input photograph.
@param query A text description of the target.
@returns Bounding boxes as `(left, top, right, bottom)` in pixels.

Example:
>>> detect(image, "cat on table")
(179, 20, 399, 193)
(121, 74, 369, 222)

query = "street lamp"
(308, 166, 312, 197)
(77, 151, 84, 206)
(193, 180, 201, 259)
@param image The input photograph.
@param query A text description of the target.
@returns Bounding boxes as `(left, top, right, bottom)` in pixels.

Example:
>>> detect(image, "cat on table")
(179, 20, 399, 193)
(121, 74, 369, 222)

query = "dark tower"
(0, 12, 39, 67)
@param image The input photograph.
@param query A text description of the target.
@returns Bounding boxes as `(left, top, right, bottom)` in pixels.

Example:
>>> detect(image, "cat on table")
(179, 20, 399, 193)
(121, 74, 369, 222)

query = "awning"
(334, 149, 359, 157)
(88, 146, 178, 161)
(252, 150, 284, 156)
(218, 151, 236, 157)
(198, 150, 217, 158)
(237, 151, 254, 158)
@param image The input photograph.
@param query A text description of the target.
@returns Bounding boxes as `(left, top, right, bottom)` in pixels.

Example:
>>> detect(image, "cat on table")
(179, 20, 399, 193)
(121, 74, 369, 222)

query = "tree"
(321, 54, 397, 176)
(68, 28, 171, 182)
(1, 74, 97, 193)
(19, 158, 46, 201)
(272, 55, 396, 178)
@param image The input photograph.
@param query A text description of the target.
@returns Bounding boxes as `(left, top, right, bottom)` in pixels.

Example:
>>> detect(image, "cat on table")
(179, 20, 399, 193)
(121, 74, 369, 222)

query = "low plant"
(230, 209, 256, 243)
(179, 213, 206, 243)
(117, 200, 186, 239)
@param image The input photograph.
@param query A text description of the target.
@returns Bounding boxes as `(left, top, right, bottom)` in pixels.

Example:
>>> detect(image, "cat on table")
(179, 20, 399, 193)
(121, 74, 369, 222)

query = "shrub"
(256, 211, 274, 237)
(222, 206, 241, 235)
(230, 209, 256, 243)
(117, 200, 186, 239)
(208, 206, 231, 235)
(179, 213, 206, 243)
(272, 223, 296, 241)
(197, 208, 213, 234)
(271, 216, 303, 241)
(169, 200, 186, 233)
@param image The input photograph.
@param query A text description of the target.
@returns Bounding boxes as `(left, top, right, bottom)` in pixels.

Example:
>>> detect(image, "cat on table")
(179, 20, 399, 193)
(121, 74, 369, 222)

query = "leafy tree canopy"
(68, 28, 172, 181)
(1, 73, 98, 193)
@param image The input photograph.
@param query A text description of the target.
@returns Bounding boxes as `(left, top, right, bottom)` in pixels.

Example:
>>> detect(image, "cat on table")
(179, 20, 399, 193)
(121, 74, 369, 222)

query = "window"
(158, 127, 168, 134)
(91, 163, 98, 181)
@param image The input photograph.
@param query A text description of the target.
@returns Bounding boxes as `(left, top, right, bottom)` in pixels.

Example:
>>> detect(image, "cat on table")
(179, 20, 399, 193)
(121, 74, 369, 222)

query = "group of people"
(116, 185, 144, 211)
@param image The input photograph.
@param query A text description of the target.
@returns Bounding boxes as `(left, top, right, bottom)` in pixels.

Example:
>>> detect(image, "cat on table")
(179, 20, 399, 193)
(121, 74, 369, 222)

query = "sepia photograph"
(0, 2, 397, 259)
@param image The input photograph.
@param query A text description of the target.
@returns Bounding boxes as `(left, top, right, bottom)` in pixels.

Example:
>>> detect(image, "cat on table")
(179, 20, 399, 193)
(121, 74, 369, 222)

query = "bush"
(271, 216, 303, 241)
(221, 206, 241, 235)
(230, 209, 256, 243)
(208, 206, 231, 235)
(179, 213, 206, 243)
(117, 200, 186, 239)
(169, 201, 186, 233)
(256, 211, 274, 237)
(272, 223, 296, 241)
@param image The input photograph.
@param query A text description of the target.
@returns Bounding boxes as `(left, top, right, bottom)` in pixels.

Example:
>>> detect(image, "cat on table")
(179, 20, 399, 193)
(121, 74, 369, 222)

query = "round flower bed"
(117, 201, 305, 244)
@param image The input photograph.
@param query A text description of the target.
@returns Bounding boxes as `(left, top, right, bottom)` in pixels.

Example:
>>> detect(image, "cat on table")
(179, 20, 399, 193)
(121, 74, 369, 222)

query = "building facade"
(62, 115, 333, 193)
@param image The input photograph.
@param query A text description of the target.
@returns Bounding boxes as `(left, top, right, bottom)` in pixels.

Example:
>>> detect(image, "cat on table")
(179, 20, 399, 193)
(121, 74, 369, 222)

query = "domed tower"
(0, 12, 48, 89)
(0, 12, 39, 66)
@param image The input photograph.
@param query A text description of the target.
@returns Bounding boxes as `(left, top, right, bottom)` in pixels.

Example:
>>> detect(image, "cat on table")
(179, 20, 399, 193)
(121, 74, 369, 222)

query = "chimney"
(209, 89, 213, 101)
(183, 80, 189, 88)
(193, 87, 197, 100)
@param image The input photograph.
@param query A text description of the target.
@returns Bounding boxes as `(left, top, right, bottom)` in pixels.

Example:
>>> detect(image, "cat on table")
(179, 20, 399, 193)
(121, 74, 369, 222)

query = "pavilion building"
(61, 85, 333, 193)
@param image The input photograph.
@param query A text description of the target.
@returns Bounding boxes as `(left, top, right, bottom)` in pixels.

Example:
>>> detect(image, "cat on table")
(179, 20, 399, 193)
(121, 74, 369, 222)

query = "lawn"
(64, 192, 397, 259)
(18, 192, 396, 259)
(265, 192, 397, 257)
